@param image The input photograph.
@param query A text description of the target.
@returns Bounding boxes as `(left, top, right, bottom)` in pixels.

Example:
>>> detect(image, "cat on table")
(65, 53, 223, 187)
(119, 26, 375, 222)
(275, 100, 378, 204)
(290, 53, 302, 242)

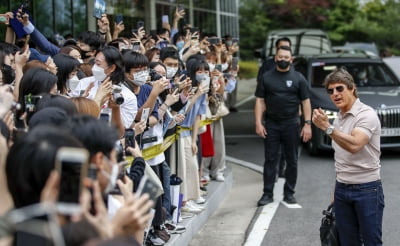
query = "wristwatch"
(325, 125, 335, 135)
(304, 120, 312, 125)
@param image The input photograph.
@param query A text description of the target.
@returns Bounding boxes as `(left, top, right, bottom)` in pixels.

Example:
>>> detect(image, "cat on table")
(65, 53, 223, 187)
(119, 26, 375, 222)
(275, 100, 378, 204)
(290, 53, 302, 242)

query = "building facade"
(2, 0, 239, 41)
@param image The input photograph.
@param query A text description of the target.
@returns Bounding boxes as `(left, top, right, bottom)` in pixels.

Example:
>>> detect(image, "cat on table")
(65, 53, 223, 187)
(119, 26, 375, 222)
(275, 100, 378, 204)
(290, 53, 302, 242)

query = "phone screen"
(136, 175, 160, 204)
(141, 108, 150, 122)
(93, 0, 106, 19)
(99, 113, 110, 123)
(137, 21, 144, 29)
(231, 57, 238, 70)
(115, 14, 123, 24)
(215, 64, 222, 72)
(59, 160, 82, 203)
(125, 128, 135, 149)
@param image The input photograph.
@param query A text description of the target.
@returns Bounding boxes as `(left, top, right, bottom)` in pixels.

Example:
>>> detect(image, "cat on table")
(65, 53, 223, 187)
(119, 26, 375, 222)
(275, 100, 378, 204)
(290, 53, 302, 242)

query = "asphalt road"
(222, 81, 400, 246)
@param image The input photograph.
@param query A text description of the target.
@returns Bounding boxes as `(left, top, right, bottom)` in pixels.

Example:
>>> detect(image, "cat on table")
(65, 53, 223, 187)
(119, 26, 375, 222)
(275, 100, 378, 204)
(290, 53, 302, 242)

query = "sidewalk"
(164, 161, 262, 246)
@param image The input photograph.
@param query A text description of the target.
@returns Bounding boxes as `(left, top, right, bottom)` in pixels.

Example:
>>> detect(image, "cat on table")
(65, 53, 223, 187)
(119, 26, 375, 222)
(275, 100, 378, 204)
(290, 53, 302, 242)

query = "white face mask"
(102, 164, 119, 194)
(67, 75, 80, 91)
(77, 58, 83, 64)
(221, 63, 229, 72)
(166, 66, 178, 79)
(208, 63, 215, 72)
(133, 70, 149, 86)
(92, 64, 107, 82)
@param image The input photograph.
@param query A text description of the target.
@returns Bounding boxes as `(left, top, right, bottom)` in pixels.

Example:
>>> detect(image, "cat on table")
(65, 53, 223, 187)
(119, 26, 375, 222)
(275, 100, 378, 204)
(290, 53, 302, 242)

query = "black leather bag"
(320, 203, 340, 246)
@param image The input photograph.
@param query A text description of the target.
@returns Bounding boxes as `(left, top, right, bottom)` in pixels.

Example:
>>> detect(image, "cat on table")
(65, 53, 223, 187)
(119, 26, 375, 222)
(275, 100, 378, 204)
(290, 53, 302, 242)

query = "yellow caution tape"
(126, 118, 220, 164)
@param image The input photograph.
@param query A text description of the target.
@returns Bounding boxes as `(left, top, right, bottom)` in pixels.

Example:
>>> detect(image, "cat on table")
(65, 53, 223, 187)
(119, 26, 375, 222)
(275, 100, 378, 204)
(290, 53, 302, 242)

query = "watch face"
(326, 126, 334, 135)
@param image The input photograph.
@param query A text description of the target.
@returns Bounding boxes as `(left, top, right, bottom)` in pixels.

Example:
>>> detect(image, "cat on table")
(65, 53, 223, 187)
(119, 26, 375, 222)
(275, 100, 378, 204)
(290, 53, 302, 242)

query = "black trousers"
(262, 118, 300, 197)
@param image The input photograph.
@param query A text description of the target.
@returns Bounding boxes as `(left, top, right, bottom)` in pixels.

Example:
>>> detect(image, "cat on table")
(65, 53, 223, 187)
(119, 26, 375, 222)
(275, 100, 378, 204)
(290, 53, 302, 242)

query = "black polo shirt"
(254, 67, 310, 122)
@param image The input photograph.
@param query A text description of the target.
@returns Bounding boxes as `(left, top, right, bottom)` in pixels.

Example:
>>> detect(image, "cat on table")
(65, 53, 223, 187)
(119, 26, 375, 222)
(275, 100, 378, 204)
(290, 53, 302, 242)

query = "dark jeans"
(161, 161, 172, 220)
(335, 180, 384, 246)
(263, 118, 300, 197)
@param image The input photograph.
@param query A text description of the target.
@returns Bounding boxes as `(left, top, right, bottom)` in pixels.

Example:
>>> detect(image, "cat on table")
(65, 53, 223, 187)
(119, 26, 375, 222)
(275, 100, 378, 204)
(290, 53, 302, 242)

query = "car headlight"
(323, 109, 338, 120)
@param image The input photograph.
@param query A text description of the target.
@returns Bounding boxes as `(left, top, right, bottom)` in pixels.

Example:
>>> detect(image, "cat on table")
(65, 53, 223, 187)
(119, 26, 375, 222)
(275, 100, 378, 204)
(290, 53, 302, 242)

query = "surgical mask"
(67, 75, 80, 91)
(196, 74, 210, 87)
(77, 58, 83, 64)
(133, 70, 149, 86)
(276, 60, 290, 70)
(208, 63, 215, 72)
(92, 64, 107, 82)
(176, 41, 184, 51)
(1, 64, 15, 84)
(102, 163, 119, 194)
(221, 63, 229, 72)
(166, 66, 178, 79)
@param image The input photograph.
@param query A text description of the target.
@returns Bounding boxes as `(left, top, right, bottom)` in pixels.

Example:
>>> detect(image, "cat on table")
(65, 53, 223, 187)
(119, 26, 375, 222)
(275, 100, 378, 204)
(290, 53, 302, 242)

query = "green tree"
(239, 0, 271, 60)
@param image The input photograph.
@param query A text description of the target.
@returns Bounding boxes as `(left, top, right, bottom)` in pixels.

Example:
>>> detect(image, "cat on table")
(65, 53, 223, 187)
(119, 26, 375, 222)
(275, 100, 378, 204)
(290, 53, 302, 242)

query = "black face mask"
(276, 60, 290, 70)
(1, 64, 16, 84)
(81, 51, 92, 60)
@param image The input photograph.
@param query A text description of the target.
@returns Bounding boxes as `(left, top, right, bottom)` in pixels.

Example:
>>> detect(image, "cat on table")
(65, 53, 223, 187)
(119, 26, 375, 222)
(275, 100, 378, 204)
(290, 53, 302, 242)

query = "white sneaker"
(181, 202, 202, 214)
(214, 174, 225, 182)
(187, 200, 204, 211)
(202, 175, 210, 182)
(195, 196, 206, 204)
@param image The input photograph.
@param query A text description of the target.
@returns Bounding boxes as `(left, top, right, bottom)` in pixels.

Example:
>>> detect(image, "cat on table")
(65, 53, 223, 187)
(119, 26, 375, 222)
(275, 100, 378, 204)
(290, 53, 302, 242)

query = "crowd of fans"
(0, 4, 239, 246)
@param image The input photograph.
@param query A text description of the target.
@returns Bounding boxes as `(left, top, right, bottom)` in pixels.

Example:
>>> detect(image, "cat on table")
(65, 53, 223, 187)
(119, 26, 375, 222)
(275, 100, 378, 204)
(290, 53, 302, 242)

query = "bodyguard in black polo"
(254, 46, 312, 206)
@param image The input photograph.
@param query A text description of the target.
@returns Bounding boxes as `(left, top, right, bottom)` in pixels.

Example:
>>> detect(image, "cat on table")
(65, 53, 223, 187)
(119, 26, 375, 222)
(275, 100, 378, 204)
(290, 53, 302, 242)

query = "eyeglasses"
(326, 85, 345, 95)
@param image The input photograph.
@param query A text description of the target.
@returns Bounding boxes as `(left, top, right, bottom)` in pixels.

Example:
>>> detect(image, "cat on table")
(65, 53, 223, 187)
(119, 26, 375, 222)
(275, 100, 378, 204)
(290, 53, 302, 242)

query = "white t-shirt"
(71, 77, 138, 128)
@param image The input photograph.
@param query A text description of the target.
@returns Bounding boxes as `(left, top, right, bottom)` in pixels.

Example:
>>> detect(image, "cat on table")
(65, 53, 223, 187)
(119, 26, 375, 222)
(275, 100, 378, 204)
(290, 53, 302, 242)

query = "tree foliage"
(239, 0, 400, 60)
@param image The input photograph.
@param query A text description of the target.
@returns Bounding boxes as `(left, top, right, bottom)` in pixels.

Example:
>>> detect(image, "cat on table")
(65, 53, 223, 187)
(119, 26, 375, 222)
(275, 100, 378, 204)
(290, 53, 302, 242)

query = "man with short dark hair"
(256, 37, 292, 84)
(254, 46, 312, 206)
(312, 68, 384, 246)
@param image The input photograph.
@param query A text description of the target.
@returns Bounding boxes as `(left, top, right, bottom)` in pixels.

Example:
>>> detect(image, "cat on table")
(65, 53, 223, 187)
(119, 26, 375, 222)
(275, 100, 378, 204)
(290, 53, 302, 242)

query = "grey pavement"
(165, 78, 261, 246)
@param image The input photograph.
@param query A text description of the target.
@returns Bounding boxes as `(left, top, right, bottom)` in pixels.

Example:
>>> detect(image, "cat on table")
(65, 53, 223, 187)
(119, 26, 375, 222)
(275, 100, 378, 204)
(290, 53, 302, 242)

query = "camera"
(112, 85, 124, 105)
(149, 69, 163, 81)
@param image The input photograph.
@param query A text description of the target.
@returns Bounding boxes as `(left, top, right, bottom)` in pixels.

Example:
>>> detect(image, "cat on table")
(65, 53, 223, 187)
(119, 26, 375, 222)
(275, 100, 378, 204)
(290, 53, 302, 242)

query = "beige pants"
(177, 135, 200, 201)
(202, 119, 226, 177)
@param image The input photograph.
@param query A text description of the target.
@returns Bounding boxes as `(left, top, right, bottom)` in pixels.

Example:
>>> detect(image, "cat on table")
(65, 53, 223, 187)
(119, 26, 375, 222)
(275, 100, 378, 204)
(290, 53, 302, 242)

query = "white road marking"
(235, 95, 255, 108)
(226, 156, 303, 246)
(243, 178, 284, 246)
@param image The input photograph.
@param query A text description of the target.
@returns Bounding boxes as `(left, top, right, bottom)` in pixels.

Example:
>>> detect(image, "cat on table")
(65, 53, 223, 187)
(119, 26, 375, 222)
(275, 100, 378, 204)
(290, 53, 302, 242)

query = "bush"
(238, 60, 259, 79)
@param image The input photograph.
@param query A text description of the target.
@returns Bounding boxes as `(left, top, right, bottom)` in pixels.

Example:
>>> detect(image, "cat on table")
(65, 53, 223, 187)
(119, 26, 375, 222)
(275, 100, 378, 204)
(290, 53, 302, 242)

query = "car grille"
(376, 107, 400, 128)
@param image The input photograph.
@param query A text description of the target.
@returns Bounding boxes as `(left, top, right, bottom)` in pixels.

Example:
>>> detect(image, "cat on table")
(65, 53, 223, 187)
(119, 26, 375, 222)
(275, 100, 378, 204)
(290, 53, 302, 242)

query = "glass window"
(220, 0, 237, 13)
(193, 10, 217, 35)
(220, 15, 238, 38)
(311, 62, 399, 87)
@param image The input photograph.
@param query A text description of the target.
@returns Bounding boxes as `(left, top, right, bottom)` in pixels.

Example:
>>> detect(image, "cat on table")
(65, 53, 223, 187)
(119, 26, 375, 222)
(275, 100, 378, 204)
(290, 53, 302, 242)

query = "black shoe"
(283, 195, 297, 204)
(257, 194, 273, 206)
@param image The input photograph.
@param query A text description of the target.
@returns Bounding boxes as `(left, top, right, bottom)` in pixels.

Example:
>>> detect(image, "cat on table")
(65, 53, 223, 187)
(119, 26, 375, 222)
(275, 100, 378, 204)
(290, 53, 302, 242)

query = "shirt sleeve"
(355, 108, 380, 139)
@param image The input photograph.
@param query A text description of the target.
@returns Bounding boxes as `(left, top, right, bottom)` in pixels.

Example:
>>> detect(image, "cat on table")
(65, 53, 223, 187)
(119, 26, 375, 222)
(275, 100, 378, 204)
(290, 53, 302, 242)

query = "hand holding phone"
(135, 174, 162, 204)
(115, 14, 123, 24)
(125, 128, 135, 156)
(55, 147, 89, 214)
(0, 14, 10, 24)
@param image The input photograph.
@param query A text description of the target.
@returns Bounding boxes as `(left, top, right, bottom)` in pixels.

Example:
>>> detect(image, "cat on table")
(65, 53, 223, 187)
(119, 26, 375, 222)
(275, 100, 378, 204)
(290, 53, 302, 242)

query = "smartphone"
(88, 164, 97, 180)
(215, 64, 222, 72)
(162, 15, 169, 24)
(207, 37, 220, 45)
(137, 21, 144, 29)
(190, 86, 198, 94)
(125, 128, 135, 155)
(231, 57, 239, 70)
(135, 174, 161, 204)
(178, 4, 184, 12)
(115, 14, 123, 24)
(24, 94, 42, 120)
(190, 27, 199, 34)
(159, 40, 169, 49)
(132, 41, 141, 51)
(99, 108, 111, 124)
(232, 38, 239, 44)
(0, 14, 9, 24)
(55, 147, 89, 214)
(93, 0, 106, 19)
(141, 107, 150, 122)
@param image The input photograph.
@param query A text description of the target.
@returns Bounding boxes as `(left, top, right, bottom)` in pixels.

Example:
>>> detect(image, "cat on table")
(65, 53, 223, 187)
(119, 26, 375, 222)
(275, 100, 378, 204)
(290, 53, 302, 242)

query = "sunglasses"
(326, 85, 345, 95)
